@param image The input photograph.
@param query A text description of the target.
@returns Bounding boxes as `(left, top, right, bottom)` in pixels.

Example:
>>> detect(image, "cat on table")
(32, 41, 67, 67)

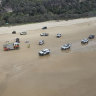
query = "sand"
(0, 17, 96, 96)
(0, 17, 96, 34)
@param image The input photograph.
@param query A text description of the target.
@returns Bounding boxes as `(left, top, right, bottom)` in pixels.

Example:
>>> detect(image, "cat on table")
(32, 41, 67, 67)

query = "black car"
(42, 26, 47, 30)
(12, 31, 16, 34)
(88, 35, 95, 39)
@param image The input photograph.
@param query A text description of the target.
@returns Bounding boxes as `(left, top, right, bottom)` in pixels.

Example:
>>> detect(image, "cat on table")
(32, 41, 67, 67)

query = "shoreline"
(0, 17, 96, 34)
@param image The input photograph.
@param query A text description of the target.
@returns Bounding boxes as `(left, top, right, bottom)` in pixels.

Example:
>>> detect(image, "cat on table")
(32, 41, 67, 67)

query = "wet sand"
(0, 18, 96, 96)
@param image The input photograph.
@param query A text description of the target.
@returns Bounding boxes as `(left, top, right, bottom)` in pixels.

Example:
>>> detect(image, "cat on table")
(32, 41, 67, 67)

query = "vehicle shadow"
(38, 54, 51, 59)
(61, 49, 71, 53)
(81, 43, 88, 46)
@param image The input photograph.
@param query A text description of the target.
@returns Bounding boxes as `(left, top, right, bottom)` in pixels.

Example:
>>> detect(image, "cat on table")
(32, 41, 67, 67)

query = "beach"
(0, 17, 96, 96)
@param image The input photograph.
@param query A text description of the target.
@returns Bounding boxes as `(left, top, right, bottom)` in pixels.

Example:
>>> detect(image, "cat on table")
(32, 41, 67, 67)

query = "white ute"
(61, 44, 71, 50)
(39, 49, 50, 56)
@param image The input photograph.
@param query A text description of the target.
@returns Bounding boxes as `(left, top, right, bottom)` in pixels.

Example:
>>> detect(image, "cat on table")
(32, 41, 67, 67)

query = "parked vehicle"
(42, 26, 47, 29)
(20, 32, 27, 35)
(56, 33, 61, 38)
(40, 33, 48, 36)
(3, 42, 19, 51)
(61, 43, 71, 50)
(12, 31, 16, 34)
(16, 38, 20, 43)
(39, 40, 44, 45)
(39, 49, 50, 56)
(81, 38, 89, 44)
(88, 35, 95, 39)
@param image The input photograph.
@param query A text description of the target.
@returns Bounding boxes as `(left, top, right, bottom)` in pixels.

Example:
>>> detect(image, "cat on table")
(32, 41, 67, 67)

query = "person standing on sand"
(27, 43, 30, 48)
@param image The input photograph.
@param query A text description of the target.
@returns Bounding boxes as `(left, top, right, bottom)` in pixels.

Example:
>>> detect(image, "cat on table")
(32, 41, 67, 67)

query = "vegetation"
(0, 0, 96, 26)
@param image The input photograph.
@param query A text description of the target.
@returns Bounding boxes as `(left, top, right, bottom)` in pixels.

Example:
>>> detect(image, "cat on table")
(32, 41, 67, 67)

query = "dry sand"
(0, 17, 96, 34)
(0, 17, 96, 96)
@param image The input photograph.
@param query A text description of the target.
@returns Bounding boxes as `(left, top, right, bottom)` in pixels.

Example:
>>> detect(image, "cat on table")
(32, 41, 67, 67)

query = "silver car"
(20, 32, 27, 35)
(56, 33, 61, 38)
(81, 39, 89, 44)
(61, 44, 71, 50)
(40, 33, 48, 36)
(39, 40, 44, 45)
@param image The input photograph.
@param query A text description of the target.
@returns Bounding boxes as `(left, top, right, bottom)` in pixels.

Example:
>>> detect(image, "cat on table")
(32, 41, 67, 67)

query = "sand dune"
(0, 17, 96, 96)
